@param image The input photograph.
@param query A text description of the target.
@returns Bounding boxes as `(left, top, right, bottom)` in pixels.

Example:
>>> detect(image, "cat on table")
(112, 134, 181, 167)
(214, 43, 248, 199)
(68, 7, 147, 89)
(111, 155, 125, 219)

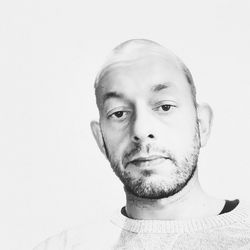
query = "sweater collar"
(110, 201, 249, 233)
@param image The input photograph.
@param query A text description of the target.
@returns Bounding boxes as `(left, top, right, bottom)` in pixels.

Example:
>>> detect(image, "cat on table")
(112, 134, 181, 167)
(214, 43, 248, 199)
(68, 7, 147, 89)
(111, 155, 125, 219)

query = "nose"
(131, 105, 156, 143)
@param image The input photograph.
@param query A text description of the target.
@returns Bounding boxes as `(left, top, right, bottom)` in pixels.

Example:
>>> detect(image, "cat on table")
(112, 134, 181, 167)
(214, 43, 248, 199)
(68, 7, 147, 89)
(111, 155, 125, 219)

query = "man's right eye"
(109, 111, 127, 120)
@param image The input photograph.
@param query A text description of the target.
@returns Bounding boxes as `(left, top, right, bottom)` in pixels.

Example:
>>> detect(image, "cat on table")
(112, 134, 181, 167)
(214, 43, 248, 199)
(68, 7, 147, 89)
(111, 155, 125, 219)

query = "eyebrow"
(151, 83, 169, 92)
(102, 83, 170, 104)
(102, 91, 125, 104)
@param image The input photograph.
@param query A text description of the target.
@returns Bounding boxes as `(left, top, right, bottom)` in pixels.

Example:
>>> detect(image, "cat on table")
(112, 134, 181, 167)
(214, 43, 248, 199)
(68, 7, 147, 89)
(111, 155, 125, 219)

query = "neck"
(125, 171, 224, 220)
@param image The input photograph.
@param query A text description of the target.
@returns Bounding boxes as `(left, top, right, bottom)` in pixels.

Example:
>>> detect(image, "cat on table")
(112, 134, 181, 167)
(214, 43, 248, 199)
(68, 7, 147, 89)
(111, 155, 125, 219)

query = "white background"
(1, 0, 250, 249)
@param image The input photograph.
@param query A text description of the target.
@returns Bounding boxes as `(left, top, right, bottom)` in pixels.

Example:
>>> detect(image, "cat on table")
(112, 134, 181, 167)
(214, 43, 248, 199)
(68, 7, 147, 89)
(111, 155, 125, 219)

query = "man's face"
(95, 55, 201, 199)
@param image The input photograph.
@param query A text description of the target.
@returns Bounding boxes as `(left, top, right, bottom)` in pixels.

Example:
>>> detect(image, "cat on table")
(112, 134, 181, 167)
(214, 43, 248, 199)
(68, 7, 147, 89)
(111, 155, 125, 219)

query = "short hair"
(94, 39, 197, 107)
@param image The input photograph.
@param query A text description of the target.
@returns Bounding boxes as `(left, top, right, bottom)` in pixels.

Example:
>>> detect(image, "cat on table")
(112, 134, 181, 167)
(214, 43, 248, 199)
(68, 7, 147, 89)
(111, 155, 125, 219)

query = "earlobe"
(90, 121, 107, 156)
(197, 103, 213, 147)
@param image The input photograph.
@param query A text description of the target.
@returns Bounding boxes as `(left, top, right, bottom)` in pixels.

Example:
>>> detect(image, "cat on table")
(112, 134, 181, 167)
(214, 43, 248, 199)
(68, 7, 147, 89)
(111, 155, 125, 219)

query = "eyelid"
(153, 100, 177, 108)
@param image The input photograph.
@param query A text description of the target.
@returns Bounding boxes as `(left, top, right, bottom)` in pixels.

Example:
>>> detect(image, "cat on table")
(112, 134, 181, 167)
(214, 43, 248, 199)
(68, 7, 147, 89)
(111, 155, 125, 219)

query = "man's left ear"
(197, 103, 213, 147)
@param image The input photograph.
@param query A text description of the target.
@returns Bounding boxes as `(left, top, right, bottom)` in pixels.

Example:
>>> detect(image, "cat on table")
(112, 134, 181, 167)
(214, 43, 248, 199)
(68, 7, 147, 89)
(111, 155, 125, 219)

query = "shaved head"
(94, 39, 197, 108)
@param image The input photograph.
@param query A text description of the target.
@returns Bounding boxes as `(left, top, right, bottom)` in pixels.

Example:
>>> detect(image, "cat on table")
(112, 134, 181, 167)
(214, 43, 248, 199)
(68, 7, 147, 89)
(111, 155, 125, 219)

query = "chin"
(124, 176, 186, 199)
(123, 166, 197, 199)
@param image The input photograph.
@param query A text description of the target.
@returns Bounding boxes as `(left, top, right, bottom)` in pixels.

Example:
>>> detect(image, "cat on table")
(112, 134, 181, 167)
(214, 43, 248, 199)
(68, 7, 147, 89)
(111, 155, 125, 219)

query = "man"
(34, 39, 250, 249)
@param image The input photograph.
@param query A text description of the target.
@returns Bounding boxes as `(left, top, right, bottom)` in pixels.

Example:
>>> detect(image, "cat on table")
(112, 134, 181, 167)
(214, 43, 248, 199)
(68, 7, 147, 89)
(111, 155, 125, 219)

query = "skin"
(91, 43, 224, 220)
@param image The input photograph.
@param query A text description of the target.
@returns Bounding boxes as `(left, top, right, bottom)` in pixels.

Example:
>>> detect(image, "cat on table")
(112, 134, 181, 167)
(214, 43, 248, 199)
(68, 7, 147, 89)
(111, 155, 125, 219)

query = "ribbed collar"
(110, 201, 250, 234)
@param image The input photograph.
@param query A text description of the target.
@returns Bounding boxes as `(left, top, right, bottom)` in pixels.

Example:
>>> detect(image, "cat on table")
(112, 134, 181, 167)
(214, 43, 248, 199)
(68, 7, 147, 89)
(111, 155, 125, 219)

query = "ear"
(90, 120, 107, 157)
(197, 103, 213, 147)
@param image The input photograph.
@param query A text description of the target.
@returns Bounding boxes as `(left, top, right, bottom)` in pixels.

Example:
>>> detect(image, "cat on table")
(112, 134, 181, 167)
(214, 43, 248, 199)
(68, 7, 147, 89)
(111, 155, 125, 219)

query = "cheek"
(174, 108, 198, 141)
(176, 123, 198, 148)
(103, 127, 129, 160)
(158, 117, 198, 151)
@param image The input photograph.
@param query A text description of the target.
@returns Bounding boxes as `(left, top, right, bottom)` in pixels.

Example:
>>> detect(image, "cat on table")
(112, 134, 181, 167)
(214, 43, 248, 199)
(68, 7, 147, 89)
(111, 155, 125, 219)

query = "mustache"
(122, 143, 176, 167)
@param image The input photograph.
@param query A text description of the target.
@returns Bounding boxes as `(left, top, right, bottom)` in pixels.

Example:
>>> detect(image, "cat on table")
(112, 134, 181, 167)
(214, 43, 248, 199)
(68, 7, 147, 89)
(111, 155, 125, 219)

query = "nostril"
(134, 136, 140, 141)
(132, 134, 155, 142)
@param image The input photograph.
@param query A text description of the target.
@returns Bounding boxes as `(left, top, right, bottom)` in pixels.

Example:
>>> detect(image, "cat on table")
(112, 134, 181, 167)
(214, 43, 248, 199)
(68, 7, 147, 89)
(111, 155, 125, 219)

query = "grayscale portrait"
(2, 1, 250, 250)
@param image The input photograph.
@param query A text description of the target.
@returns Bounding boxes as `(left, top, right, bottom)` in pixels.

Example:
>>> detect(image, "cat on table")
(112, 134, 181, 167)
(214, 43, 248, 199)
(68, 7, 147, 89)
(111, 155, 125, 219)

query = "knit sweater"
(34, 201, 250, 250)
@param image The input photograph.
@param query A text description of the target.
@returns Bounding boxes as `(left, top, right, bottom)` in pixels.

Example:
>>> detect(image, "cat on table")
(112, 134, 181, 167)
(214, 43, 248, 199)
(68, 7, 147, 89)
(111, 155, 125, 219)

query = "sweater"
(34, 201, 250, 250)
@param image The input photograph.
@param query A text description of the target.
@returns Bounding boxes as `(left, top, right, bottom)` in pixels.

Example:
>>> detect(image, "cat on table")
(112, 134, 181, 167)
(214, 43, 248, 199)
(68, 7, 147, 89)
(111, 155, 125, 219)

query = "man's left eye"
(155, 104, 173, 112)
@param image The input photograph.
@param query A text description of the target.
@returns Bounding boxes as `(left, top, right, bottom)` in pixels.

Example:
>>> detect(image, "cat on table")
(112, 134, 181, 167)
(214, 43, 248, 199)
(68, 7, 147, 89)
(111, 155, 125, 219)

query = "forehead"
(96, 55, 191, 104)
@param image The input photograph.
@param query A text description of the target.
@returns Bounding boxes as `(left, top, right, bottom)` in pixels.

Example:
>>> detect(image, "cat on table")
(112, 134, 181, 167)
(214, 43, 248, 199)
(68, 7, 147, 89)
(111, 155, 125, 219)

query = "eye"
(113, 111, 124, 118)
(153, 101, 177, 114)
(159, 104, 171, 112)
(109, 111, 128, 120)
(154, 104, 173, 113)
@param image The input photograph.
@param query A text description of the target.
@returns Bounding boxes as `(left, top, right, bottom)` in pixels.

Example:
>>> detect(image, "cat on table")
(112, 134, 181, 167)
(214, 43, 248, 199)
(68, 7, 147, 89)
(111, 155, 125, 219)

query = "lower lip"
(128, 158, 167, 168)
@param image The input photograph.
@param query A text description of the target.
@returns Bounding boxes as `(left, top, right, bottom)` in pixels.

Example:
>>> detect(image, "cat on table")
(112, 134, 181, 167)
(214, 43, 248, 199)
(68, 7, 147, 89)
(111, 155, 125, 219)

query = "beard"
(103, 124, 201, 199)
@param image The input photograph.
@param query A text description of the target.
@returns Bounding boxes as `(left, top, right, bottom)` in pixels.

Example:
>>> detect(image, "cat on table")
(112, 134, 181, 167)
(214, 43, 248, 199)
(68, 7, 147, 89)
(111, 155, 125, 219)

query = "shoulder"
(33, 213, 123, 250)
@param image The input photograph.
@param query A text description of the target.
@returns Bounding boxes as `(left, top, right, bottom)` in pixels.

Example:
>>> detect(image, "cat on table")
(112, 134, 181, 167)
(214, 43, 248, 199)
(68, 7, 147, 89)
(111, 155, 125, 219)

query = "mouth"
(127, 155, 169, 168)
